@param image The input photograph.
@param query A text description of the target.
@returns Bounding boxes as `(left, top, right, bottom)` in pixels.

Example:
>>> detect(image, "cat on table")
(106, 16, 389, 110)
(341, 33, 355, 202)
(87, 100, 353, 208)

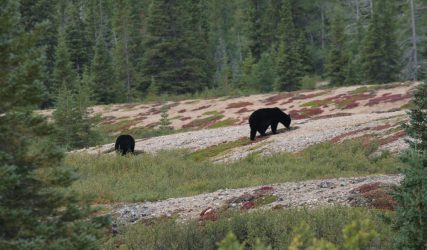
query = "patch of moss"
(255, 195, 277, 207)
(350, 86, 370, 94)
(203, 110, 223, 116)
(190, 138, 251, 161)
(208, 118, 239, 129)
(101, 119, 133, 133)
(301, 99, 330, 108)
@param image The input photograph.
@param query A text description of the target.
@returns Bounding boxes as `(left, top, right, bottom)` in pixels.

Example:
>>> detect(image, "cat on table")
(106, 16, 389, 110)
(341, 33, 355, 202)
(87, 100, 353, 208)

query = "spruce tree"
(394, 81, 427, 249)
(250, 52, 276, 92)
(91, 29, 116, 104)
(325, 6, 350, 86)
(360, 0, 400, 83)
(53, 74, 101, 150)
(275, 0, 301, 92)
(112, 0, 141, 103)
(52, 29, 77, 94)
(0, 1, 105, 248)
(247, 0, 268, 61)
(65, 2, 89, 75)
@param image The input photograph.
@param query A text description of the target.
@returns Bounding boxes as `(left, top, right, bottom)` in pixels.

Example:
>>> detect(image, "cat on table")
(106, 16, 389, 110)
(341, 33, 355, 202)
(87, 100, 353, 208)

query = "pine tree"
(112, 0, 141, 103)
(325, 6, 350, 86)
(65, 2, 89, 74)
(360, 0, 400, 83)
(141, 0, 209, 95)
(251, 52, 276, 92)
(0, 1, 105, 248)
(159, 104, 172, 132)
(53, 74, 101, 150)
(393, 80, 427, 249)
(91, 29, 116, 104)
(240, 52, 255, 90)
(52, 28, 77, 94)
(247, 0, 268, 61)
(145, 77, 159, 102)
(275, 0, 302, 92)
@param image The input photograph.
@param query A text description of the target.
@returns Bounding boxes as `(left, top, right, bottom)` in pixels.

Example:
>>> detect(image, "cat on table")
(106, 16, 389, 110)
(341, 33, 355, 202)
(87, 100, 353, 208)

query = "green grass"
(100, 119, 132, 134)
(104, 207, 395, 250)
(67, 139, 405, 203)
(208, 118, 240, 129)
(203, 111, 223, 116)
(189, 138, 251, 161)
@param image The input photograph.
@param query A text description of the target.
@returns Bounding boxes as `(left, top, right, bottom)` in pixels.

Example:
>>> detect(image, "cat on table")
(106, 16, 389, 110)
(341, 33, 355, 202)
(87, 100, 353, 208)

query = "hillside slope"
(78, 82, 418, 160)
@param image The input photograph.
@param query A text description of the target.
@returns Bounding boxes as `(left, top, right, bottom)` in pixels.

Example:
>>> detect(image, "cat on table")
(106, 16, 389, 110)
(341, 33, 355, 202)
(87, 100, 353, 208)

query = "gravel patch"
(112, 174, 403, 225)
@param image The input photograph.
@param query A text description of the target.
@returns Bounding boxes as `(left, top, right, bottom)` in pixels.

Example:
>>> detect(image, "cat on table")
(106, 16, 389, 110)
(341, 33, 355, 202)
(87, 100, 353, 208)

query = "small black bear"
(249, 107, 291, 140)
(40, 100, 54, 110)
(115, 134, 135, 155)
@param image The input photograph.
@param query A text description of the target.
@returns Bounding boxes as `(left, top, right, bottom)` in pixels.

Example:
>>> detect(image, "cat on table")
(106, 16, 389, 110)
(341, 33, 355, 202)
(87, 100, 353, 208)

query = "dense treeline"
(19, 0, 427, 104)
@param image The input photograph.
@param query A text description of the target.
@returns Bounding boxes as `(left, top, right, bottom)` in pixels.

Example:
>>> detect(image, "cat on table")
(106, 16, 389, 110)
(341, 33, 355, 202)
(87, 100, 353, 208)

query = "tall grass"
(67, 139, 405, 203)
(104, 207, 395, 249)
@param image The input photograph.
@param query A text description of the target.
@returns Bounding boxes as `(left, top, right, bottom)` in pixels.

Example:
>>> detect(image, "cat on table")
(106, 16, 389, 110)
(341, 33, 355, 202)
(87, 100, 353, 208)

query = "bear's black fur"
(40, 100, 54, 110)
(249, 107, 291, 140)
(115, 134, 135, 155)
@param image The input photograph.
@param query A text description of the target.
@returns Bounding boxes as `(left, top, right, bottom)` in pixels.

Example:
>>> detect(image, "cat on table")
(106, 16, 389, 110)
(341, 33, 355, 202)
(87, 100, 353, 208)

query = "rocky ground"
(112, 174, 402, 226)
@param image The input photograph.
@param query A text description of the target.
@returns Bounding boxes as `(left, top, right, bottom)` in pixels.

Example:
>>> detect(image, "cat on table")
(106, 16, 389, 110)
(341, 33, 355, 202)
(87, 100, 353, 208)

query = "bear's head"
(280, 112, 291, 129)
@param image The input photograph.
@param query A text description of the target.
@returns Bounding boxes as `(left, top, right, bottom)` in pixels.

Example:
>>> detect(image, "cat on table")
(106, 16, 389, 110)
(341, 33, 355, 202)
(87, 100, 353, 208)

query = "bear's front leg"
(250, 129, 257, 141)
(271, 121, 279, 134)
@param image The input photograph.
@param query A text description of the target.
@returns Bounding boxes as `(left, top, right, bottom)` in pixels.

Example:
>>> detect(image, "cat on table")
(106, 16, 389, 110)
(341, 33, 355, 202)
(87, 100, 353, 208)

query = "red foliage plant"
(288, 108, 323, 119)
(379, 131, 406, 145)
(366, 94, 411, 106)
(192, 105, 211, 111)
(236, 108, 249, 114)
(226, 101, 253, 109)
(264, 93, 293, 103)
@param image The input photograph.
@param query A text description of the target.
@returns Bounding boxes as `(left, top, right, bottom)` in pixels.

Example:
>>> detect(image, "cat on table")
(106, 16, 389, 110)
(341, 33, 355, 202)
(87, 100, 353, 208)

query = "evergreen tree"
(360, 0, 401, 83)
(0, 1, 105, 248)
(141, 0, 209, 95)
(145, 77, 159, 102)
(183, 0, 211, 86)
(91, 29, 116, 104)
(159, 104, 172, 132)
(112, 0, 142, 103)
(247, 0, 268, 61)
(240, 51, 255, 89)
(65, 2, 89, 74)
(250, 52, 275, 92)
(394, 81, 427, 250)
(53, 76, 101, 150)
(275, 0, 302, 91)
(295, 32, 313, 76)
(325, 6, 349, 86)
(19, 0, 58, 98)
(0, 0, 45, 112)
(52, 29, 77, 93)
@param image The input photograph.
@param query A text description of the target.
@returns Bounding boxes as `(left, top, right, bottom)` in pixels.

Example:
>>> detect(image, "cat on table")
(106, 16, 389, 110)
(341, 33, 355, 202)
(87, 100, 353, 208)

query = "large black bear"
(249, 107, 291, 140)
(115, 134, 135, 155)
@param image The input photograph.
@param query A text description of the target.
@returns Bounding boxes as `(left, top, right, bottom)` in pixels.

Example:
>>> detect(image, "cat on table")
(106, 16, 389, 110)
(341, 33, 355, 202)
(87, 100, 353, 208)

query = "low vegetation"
(105, 207, 395, 250)
(67, 139, 405, 203)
